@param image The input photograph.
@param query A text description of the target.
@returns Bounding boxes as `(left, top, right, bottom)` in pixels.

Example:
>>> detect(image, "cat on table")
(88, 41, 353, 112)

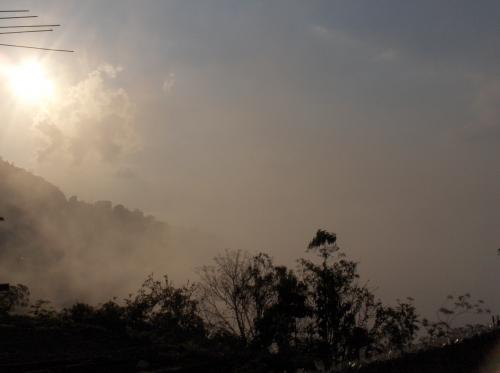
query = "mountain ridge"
(0, 157, 172, 305)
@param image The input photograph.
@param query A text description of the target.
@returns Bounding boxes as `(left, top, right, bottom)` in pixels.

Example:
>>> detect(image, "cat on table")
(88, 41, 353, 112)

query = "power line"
(0, 16, 37, 20)
(0, 43, 74, 53)
(0, 24, 60, 28)
(0, 9, 73, 53)
(0, 29, 52, 35)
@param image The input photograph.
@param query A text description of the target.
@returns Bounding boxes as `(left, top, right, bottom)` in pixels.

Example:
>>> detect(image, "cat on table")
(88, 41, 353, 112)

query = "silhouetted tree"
(30, 299, 57, 320)
(94, 300, 127, 332)
(198, 249, 256, 343)
(372, 298, 419, 355)
(198, 250, 310, 352)
(422, 293, 493, 346)
(125, 274, 205, 342)
(0, 283, 29, 317)
(300, 230, 379, 366)
(254, 264, 309, 354)
(63, 302, 95, 324)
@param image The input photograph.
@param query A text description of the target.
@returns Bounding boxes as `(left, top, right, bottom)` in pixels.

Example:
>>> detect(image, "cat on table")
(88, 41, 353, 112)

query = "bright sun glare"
(8, 60, 55, 104)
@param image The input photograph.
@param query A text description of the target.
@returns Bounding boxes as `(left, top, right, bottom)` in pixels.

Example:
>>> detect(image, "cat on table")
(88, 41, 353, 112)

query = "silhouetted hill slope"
(0, 158, 171, 304)
(352, 330, 500, 373)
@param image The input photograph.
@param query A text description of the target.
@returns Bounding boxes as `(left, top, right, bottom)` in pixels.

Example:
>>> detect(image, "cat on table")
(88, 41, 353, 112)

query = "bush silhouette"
(0, 229, 497, 372)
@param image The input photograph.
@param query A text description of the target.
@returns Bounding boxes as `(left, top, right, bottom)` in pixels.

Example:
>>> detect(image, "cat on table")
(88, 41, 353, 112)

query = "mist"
(1, 157, 231, 307)
(0, 0, 498, 320)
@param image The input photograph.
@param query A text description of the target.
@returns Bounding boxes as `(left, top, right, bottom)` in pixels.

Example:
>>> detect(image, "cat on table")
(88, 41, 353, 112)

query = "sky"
(0, 1, 498, 316)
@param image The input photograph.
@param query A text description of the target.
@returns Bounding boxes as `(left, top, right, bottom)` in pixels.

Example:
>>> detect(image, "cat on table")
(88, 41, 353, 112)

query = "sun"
(8, 60, 55, 104)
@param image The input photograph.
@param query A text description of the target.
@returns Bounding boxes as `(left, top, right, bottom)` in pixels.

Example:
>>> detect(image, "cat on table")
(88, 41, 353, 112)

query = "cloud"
(114, 166, 137, 179)
(475, 80, 500, 131)
(309, 24, 358, 46)
(310, 24, 330, 38)
(162, 73, 176, 94)
(454, 77, 500, 143)
(374, 49, 398, 62)
(310, 24, 399, 63)
(34, 64, 139, 164)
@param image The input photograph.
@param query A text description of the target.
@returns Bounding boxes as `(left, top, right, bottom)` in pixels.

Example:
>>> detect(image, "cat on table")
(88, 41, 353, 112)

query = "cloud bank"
(34, 65, 139, 164)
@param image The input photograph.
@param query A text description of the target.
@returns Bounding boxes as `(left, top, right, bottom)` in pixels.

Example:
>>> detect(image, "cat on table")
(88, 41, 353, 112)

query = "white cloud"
(34, 64, 139, 164)
(162, 73, 176, 94)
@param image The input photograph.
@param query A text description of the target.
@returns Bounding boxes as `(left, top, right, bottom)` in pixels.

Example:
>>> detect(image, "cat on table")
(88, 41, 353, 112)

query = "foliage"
(421, 293, 494, 346)
(0, 283, 29, 316)
(253, 262, 310, 353)
(372, 298, 419, 355)
(197, 229, 424, 368)
(300, 230, 380, 366)
(197, 249, 256, 343)
(30, 299, 57, 320)
(124, 274, 205, 341)
(0, 229, 496, 372)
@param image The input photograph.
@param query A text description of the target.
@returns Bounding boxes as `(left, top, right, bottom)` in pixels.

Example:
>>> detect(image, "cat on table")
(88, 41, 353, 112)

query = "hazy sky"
(0, 1, 498, 315)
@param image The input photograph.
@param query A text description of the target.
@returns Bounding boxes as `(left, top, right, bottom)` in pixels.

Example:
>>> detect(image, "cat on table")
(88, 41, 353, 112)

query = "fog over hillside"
(0, 1, 499, 321)
(0, 157, 220, 305)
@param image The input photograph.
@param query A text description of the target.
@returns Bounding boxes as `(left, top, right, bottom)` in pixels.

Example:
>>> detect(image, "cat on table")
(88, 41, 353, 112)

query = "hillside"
(1, 158, 498, 372)
(0, 158, 171, 304)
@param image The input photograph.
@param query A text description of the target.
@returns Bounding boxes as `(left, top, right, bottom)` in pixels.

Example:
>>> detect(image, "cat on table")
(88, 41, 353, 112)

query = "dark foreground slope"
(354, 329, 500, 373)
(0, 316, 498, 373)
(0, 317, 226, 373)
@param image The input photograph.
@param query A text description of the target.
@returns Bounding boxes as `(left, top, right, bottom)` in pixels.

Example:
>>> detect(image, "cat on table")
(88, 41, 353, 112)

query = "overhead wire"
(0, 29, 52, 35)
(0, 9, 72, 53)
(0, 16, 37, 20)
(0, 24, 60, 28)
(0, 43, 74, 52)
